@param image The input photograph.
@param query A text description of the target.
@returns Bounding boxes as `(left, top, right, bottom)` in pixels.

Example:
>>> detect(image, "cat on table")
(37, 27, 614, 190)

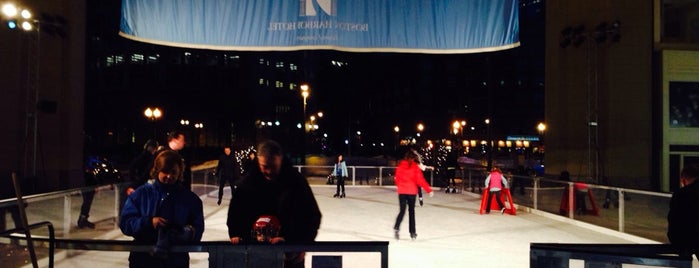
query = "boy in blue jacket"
(120, 149, 204, 268)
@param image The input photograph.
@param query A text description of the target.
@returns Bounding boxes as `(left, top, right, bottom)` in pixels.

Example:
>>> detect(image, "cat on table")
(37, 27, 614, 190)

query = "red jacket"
(395, 160, 433, 195)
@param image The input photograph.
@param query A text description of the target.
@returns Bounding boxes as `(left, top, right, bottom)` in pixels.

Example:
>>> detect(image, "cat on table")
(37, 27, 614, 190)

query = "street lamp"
(537, 122, 546, 135)
(300, 84, 309, 119)
(485, 118, 492, 170)
(393, 125, 400, 151)
(144, 107, 162, 137)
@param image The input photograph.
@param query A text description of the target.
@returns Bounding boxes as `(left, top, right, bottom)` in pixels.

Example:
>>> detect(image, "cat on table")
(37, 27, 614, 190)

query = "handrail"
(0, 233, 389, 268)
(0, 221, 55, 268)
(530, 243, 691, 268)
(0, 183, 123, 207)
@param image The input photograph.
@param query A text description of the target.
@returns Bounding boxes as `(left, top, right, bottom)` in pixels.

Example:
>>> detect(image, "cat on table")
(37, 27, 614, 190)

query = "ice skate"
(340, 193, 346, 198)
(333, 193, 339, 198)
(410, 233, 417, 241)
(78, 215, 95, 229)
(419, 197, 424, 207)
(394, 229, 399, 240)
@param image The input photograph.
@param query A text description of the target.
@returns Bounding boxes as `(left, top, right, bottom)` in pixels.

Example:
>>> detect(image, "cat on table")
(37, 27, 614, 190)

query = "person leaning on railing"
(667, 164, 699, 258)
(120, 149, 204, 268)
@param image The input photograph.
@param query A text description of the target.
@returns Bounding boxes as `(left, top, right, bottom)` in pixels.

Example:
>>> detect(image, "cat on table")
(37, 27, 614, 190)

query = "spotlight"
(7, 19, 17, 29)
(21, 21, 32, 31)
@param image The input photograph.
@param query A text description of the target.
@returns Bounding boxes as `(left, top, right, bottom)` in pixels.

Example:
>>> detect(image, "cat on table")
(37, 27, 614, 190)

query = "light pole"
(416, 123, 425, 148)
(485, 118, 492, 170)
(393, 125, 400, 152)
(144, 107, 162, 138)
(300, 84, 309, 120)
(537, 122, 546, 158)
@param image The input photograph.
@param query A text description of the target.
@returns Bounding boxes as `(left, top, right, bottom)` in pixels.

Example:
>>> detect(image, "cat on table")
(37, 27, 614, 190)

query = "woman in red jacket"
(393, 150, 433, 241)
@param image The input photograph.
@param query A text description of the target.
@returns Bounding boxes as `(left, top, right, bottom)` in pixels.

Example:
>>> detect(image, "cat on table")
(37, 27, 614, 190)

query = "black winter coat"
(226, 159, 321, 243)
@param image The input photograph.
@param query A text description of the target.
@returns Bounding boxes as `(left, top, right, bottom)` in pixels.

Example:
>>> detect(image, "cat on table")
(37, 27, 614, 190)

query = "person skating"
(393, 150, 433, 241)
(332, 154, 348, 198)
(484, 167, 509, 214)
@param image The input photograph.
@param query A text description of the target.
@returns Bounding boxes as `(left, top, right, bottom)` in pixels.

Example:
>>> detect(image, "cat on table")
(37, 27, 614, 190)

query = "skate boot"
(78, 214, 95, 229)
(445, 187, 450, 193)
(394, 229, 399, 240)
(451, 188, 457, 193)
(410, 233, 417, 241)
(333, 193, 339, 198)
(340, 192, 346, 198)
(419, 197, 424, 207)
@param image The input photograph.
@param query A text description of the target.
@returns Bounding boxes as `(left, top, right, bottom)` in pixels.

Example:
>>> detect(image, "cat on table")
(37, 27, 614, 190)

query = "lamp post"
(485, 118, 492, 170)
(300, 84, 309, 120)
(393, 125, 400, 152)
(144, 107, 162, 138)
(537, 122, 546, 159)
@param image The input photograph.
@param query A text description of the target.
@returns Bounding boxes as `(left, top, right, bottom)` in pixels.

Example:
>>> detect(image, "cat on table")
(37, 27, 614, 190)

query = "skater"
(411, 149, 427, 206)
(332, 154, 348, 198)
(216, 146, 241, 205)
(444, 150, 458, 193)
(393, 150, 433, 241)
(484, 167, 509, 214)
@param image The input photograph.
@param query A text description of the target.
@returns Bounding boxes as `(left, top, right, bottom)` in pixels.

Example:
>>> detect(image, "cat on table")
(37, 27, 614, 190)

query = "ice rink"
(43, 185, 660, 268)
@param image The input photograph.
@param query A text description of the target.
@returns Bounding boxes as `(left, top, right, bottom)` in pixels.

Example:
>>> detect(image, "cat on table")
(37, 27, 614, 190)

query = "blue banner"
(120, 0, 519, 53)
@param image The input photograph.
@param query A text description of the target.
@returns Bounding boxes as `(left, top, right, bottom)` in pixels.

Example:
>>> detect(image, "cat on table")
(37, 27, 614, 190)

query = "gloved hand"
(428, 191, 434, 197)
(168, 225, 195, 242)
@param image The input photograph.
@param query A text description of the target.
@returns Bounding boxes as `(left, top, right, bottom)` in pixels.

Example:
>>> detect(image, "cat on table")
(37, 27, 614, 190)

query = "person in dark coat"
(667, 164, 699, 258)
(120, 149, 204, 268)
(216, 146, 241, 205)
(227, 140, 321, 268)
(127, 139, 160, 195)
(157, 131, 192, 190)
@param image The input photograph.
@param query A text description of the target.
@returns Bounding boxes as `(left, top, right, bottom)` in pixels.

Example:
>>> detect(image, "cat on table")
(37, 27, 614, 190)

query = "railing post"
(377, 167, 381, 186)
(64, 194, 71, 237)
(568, 182, 574, 218)
(351, 167, 356, 186)
(533, 178, 539, 210)
(468, 170, 473, 192)
(618, 190, 625, 233)
(114, 184, 120, 229)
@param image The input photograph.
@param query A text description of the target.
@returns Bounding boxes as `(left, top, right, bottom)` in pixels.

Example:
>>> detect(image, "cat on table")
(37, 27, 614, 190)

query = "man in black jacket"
(227, 140, 321, 268)
(668, 164, 699, 258)
(216, 146, 241, 205)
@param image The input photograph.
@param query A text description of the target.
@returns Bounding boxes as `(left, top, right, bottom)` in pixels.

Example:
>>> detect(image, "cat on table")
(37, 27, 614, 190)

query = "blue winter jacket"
(120, 179, 204, 267)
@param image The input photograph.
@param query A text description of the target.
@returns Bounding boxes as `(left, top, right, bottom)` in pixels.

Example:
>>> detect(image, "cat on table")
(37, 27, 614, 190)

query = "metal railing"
(1, 234, 388, 268)
(0, 165, 679, 266)
(530, 243, 690, 268)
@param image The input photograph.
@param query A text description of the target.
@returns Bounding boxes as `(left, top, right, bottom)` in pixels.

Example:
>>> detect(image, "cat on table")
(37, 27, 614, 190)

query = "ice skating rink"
(45, 185, 658, 268)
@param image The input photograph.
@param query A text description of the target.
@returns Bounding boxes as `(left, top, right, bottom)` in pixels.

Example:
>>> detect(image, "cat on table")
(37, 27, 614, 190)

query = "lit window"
(289, 63, 297, 70)
(259, 78, 265, 85)
(131, 54, 144, 63)
(289, 83, 297, 90)
(259, 58, 265, 65)
(275, 81, 284, 88)
(276, 62, 285, 68)
(105, 56, 115, 67)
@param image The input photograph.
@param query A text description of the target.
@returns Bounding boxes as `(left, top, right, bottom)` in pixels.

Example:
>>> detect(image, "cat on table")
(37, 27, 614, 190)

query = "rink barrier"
(530, 243, 691, 268)
(0, 234, 388, 268)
